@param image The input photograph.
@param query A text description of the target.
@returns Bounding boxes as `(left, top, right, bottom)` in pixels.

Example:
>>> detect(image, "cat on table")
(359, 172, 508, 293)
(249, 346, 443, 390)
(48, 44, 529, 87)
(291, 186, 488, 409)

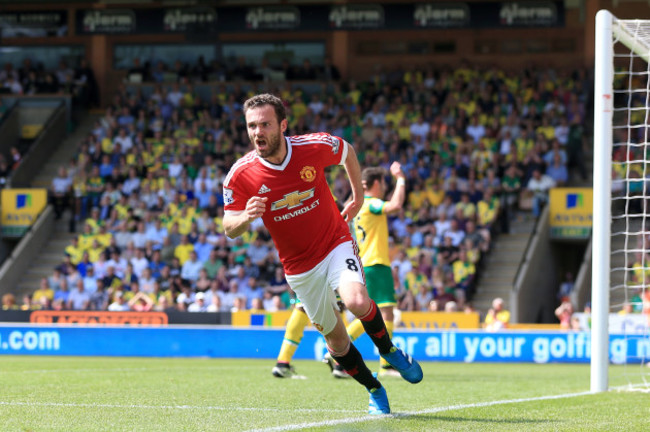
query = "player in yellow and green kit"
(324, 161, 407, 377)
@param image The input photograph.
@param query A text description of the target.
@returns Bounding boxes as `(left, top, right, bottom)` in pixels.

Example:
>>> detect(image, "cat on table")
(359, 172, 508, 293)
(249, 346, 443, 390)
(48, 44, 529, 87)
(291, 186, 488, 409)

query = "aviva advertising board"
(549, 188, 593, 239)
(231, 311, 480, 329)
(1, 189, 47, 237)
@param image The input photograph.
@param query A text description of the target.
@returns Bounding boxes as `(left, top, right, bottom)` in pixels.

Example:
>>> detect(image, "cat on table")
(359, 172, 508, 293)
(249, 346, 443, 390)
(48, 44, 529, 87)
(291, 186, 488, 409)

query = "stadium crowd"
(0, 58, 98, 104)
(0, 56, 591, 320)
(0, 57, 99, 188)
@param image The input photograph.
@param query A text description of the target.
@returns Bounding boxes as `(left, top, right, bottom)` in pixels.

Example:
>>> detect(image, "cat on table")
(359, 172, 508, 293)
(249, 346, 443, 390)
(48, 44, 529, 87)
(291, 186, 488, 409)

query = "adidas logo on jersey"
(258, 184, 271, 194)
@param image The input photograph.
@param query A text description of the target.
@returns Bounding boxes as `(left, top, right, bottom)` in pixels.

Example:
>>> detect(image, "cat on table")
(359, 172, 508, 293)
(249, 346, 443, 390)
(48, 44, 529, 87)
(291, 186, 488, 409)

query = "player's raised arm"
(223, 196, 268, 239)
(383, 161, 407, 215)
(341, 141, 364, 222)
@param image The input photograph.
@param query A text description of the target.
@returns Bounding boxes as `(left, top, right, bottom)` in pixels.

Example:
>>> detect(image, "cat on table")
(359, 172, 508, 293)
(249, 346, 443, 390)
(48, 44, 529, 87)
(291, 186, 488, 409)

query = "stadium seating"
(1, 58, 589, 320)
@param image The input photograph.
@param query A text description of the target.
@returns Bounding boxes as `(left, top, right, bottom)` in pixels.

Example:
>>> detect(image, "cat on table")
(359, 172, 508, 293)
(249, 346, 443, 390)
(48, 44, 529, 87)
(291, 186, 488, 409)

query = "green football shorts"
(364, 264, 396, 308)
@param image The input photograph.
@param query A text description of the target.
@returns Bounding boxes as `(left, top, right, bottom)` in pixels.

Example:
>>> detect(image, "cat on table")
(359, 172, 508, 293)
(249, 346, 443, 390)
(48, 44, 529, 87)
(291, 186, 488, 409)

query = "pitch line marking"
(0, 365, 265, 374)
(3, 367, 152, 374)
(0, 401, 357, 414)
(245, 390, 595, 432)
(0, 383, 643, 429)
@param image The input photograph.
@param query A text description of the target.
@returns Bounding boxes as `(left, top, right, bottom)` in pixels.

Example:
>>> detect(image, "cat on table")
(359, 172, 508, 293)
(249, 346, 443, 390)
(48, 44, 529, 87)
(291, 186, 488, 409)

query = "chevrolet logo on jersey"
(271, 189, 315, 210)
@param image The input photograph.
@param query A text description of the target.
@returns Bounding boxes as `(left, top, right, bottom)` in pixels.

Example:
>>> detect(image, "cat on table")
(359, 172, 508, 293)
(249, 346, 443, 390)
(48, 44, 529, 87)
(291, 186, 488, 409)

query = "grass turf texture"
(0, 356, 647, 431)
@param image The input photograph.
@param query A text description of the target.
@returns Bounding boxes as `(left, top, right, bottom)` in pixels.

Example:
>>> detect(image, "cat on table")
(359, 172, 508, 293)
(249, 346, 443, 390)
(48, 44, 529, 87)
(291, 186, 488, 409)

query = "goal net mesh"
(611, 18, 650, 391)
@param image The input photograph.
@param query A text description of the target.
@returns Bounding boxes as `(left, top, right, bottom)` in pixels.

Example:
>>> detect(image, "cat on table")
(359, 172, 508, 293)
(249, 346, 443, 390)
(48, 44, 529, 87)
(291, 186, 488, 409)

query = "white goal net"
(594, 10, 650, 393)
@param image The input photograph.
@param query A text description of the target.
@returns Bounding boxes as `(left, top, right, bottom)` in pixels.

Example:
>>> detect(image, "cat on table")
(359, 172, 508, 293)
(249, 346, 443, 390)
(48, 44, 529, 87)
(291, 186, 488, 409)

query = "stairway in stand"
(12, 113, 100, 301)
(470, 212, 536, 317)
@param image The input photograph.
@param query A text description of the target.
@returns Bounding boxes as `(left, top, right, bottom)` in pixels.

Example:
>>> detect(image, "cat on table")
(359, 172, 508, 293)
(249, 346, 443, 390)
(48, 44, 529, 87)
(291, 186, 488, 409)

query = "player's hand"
(245, 196, 267, 221)
(390, 161, 404, 178)
(341, 196, 363, 222)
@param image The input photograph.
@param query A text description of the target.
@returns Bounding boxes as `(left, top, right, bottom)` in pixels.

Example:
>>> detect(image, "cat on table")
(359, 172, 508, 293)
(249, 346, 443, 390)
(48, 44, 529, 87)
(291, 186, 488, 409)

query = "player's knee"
(345, 295, 371, 316)
(324, 333, 350, 355)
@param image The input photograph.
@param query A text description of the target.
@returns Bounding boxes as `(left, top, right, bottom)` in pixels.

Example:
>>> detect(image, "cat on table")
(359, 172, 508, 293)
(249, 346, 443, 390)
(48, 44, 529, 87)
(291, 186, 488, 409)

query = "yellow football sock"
(346, 318, 365, 342)
(277, 308, 311, 364)
(385, 320, 394, 339)
(379, 321, 394, 368)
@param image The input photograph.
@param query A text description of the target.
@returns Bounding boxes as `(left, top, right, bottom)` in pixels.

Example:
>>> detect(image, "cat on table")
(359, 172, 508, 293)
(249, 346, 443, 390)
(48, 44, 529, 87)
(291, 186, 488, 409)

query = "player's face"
(245, 105, 287, 163)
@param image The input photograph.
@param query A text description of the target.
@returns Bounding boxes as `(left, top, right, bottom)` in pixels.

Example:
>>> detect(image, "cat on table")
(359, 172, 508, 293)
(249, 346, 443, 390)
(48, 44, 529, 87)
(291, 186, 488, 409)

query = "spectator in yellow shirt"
(452, 249, 476, 294)
(477, 188, 500, 229)
(84, 207, 104, 234)
(176, 206, 196, 235)
(95, 225, 113, 249)
(33, 278, 54, 304)
(484, 297, 510, 331)
(87, 239, 105, 263)
(630, 254, 650, 287)
(536, 117, 555, 141)
(65, 237, 84, 265)
(2, 293, 18, 310)
(455, 193, 477, 220)
(426, 180, 445, 207)
(408, 181, 428, 210)
(384, 103, 403, 128)
(174, 235, 194, 265)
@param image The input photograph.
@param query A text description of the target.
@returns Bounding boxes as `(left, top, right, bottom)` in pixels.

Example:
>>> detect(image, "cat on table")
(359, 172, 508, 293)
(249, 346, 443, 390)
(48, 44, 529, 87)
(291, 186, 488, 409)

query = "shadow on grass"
(397, 414, 556, 425)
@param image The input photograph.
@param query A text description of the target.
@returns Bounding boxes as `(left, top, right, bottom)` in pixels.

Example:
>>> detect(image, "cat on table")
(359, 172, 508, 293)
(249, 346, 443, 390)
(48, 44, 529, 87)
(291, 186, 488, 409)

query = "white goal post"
(593, 10, 650, 393)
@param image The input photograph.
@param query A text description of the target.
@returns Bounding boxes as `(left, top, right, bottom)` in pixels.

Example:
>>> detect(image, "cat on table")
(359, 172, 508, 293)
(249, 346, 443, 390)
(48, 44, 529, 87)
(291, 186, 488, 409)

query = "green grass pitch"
(0, 356, 647, 431)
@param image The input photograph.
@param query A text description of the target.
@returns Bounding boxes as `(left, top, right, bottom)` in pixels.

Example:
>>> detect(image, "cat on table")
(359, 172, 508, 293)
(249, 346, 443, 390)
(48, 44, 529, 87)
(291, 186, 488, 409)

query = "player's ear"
(280, 118, 288, 133)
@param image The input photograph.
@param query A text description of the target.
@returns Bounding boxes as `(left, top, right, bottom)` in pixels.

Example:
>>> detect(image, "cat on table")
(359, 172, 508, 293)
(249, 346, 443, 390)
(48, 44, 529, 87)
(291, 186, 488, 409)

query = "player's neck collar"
(257, 137, 291, 171)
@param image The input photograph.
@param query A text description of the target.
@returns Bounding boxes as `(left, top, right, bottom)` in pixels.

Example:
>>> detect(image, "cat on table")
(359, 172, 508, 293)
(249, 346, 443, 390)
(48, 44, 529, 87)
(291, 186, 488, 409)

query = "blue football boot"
(381, 346, 423, 384)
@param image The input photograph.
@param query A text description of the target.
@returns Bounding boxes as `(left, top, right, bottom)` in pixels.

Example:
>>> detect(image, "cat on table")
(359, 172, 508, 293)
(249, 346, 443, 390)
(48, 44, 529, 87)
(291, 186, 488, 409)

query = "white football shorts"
(285, 241, 365, 335)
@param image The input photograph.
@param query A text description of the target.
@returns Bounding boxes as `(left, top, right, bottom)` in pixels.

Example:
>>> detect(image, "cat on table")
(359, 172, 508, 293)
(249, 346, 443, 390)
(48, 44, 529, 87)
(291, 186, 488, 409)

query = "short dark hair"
(361, 167, 386, 191)
(243, 93, 286, 123)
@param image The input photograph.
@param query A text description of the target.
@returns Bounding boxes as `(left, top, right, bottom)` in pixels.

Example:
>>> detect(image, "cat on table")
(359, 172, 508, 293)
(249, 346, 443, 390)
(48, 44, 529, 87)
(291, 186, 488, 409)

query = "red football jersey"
(223, 133, 352, 275)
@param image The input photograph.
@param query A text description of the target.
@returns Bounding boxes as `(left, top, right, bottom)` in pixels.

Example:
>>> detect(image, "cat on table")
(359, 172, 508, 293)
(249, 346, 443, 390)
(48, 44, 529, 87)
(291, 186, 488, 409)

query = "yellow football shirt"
(65, 245, 84, 265)
(353, 197, 390, 267)
(174, 243, 194, 265)
(453, 260, 476, 284)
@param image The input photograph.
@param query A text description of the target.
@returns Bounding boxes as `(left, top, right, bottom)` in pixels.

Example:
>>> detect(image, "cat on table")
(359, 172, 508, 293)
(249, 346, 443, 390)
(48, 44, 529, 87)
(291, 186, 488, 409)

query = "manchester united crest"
(300, 166, 316, 182)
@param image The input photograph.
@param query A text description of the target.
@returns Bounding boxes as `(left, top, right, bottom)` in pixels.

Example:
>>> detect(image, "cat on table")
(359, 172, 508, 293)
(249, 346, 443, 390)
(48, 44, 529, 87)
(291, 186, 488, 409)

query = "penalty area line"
(245, 390, 594, 432)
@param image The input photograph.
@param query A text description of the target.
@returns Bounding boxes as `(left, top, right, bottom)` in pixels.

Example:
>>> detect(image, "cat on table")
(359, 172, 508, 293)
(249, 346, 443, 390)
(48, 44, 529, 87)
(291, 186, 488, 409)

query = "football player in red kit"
(223, 94, 422, 414)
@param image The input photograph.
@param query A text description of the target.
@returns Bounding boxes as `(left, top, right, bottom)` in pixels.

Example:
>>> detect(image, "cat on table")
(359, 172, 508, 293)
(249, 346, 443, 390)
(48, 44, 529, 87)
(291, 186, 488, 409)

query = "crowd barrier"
(0, 323, 647, 364)
(0, 310, 480, 328)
